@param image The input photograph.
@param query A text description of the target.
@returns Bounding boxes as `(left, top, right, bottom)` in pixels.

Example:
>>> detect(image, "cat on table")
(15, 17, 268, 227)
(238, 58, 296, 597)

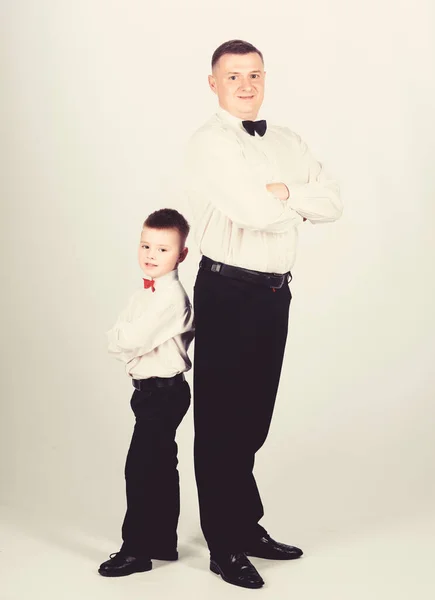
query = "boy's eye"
(229, 75, 237, 80)
(159, 248, 167, 252)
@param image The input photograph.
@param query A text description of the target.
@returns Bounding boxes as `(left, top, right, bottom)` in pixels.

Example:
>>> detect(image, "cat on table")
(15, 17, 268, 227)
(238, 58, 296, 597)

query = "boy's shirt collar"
(143, 268, 179, 291)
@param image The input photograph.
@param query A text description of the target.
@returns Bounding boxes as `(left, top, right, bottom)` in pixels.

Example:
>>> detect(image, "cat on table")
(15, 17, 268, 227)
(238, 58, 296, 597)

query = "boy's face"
(138, 226, 188, 279)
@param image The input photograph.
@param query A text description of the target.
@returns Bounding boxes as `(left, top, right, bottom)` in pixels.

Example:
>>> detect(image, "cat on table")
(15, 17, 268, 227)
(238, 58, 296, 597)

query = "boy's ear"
(177, 246, 189, 264)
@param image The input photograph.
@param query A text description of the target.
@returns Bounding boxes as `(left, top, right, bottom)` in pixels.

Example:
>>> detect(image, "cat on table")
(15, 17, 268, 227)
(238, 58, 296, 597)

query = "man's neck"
(218, 105, 259, 121)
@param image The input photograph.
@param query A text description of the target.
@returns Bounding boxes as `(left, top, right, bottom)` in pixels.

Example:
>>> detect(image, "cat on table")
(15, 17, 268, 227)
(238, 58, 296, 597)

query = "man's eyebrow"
(227, 70, 262, 75)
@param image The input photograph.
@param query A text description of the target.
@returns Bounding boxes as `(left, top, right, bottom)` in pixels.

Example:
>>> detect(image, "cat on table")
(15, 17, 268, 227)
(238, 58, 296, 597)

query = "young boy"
(99, 208, 194, 577)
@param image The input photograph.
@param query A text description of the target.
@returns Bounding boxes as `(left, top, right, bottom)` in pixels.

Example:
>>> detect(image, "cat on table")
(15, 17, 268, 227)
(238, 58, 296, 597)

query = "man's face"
(208, 52, 265, 120)
(138, 227, 188, 279)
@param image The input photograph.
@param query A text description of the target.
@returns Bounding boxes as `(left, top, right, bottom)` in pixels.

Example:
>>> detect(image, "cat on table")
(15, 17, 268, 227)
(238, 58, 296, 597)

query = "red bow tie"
(143, 278, 155, 292)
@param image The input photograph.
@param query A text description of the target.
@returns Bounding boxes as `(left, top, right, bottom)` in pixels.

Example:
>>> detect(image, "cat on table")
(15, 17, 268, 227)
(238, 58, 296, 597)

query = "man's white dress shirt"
(107, 269, 194, 380)
(184, 106, 342, 274)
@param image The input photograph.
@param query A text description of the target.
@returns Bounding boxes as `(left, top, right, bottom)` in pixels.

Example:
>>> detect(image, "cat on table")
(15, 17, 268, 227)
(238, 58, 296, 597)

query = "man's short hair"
(211, 39, 264, 69)
(143, 208, 190, 242)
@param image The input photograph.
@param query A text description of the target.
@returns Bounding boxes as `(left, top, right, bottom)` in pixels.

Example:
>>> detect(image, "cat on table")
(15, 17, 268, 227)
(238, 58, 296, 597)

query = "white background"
(1, 0, 435, 597)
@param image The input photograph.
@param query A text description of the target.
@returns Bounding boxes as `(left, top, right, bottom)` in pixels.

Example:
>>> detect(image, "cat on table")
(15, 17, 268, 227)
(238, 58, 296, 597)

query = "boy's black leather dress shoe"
(151, 549, 178, 561)
(98, 553, 152, 577)
(210, 553, 264, 589)
(245, 534, 303, 560)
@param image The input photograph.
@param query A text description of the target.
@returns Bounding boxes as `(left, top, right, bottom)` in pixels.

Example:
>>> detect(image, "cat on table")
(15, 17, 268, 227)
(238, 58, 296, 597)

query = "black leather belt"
(132, 373, 185, 391)
(200, 256, 291, 289)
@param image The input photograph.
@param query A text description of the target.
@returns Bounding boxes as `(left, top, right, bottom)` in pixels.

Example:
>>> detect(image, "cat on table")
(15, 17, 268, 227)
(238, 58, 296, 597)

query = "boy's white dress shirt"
(107, 269, 194, 380)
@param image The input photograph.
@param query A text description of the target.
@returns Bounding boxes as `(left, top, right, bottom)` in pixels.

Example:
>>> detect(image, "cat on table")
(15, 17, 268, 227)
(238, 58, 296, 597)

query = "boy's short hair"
(143, 208, 190, 242)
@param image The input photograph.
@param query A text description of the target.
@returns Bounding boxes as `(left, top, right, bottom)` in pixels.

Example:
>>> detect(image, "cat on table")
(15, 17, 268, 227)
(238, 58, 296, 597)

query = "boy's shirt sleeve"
(107, 295, 193, 360)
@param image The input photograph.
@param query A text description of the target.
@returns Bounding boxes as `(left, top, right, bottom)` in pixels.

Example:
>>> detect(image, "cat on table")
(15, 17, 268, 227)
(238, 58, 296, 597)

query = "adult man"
(185, 40, 342, 589)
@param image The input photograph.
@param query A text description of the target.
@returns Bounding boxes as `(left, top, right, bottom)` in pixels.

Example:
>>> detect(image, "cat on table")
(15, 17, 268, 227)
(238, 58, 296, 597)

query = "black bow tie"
(242, 119, 267, 137)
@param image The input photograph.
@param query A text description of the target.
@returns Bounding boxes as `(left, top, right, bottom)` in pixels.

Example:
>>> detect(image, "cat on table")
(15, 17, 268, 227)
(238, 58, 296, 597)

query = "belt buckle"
(211, 263, 221, 273)
(270, 274, 285, 289)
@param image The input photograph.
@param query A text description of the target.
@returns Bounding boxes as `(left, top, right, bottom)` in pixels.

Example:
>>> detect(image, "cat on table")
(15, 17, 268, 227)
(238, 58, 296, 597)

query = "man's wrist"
(265, 182, 289, 201)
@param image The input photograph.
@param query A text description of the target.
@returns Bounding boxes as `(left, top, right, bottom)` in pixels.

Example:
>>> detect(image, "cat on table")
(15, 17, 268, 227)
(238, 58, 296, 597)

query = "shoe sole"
(210, 560, 264, 589)
(246, 552, 303, 561)
(98, 564, 152, 577)
(151, 554, 178, 561)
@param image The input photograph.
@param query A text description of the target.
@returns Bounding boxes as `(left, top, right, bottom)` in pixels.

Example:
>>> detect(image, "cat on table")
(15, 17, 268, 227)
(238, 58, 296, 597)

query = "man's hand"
(266, 183, 307, 221)
(266, 182, 289, 201)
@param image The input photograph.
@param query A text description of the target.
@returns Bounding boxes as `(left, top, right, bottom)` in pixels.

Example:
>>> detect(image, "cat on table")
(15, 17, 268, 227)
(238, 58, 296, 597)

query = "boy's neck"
(143, 268, 179, 284)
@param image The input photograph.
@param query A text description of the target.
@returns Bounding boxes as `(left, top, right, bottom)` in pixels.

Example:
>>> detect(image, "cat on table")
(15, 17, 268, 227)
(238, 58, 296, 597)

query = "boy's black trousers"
(120, 377, 190, 557)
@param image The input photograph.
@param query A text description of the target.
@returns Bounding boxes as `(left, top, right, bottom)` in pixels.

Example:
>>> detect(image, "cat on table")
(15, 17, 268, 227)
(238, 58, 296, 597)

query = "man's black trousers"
(193, 265, 291, 554)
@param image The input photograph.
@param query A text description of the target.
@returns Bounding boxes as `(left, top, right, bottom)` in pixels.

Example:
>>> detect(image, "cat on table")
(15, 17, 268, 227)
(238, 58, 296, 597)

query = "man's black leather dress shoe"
(98, 552, 152, 577)
(210, 553, 264, 589)
(246, 534, 303, 560)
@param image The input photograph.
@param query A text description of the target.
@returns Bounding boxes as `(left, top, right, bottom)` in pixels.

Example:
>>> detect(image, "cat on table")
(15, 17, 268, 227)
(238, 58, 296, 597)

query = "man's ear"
(177, 246, 189, 265)
(208, 74, 217, 95)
